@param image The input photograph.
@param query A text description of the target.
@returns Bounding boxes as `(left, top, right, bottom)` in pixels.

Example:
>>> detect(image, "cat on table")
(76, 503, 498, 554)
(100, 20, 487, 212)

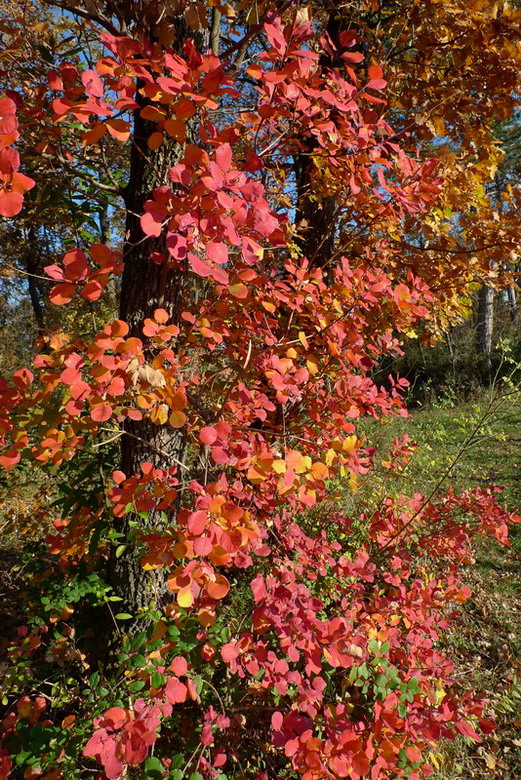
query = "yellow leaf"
(177, 585, 194, 608)
(325, 448, 336, 466)
(342, 435, 358, 452)
(307, 357, 319, 375)
(149, 403, 169, 425)
(272, 459, 286, 474)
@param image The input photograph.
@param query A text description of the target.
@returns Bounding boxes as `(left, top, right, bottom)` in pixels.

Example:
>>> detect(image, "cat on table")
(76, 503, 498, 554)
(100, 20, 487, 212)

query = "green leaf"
(144, 757, 164, 777)
(115, 545, 127, 558)
(358, 662, 369, 679)
(348, 666, 359, 683)
(151, 672, 166, 688)
(132, 654, 148, 668)
(115, 613, 133, 620)
(128, 680, 146, 692)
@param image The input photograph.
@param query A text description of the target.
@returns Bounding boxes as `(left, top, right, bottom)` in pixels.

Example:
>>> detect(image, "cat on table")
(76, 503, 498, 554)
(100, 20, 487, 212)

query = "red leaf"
(169, 656, 188, 676)
(206, 240, 228, 265)
(193, 537, 212, 555)
(63, 248, 89, 281)
(0, 448, 20, 470)
(82, 69, 104, 99)
(70, 380, 91, 401)
(91, 403, 113, 422)
(368, 64, 384, 80)
(215, 143, 232, 173)
(221, 643, 238, 663)
(103, 707, 128, 728)
(271, 711, 283, 731)
(406, 746, 422, 763)
(166, 232, 187, 259)
(44, 264, 66, 281)
(0, 146, 19, 173)
(0, 189, 23, 217)
(199, 426, 218, 445)
(251, 575, 268, 603)
(81, 280, 104, 301)
(164, 677, 187, 704)
(187, 510, 207, 535)
(455, 721, 482, 742)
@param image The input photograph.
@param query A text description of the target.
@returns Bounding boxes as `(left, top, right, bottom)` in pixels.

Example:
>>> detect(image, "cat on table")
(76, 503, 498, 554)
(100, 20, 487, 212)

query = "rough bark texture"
(294, 143, 337, 265)
(108, 23, 205, 620)
(476, 283, 495, 372)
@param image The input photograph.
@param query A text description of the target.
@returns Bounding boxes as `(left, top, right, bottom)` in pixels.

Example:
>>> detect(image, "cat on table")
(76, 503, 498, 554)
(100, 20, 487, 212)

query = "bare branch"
(210, 8, 222, 56)
(43, 0, 122, 36)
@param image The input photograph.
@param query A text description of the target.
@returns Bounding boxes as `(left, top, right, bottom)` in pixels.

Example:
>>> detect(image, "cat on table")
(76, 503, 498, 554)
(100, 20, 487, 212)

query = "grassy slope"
(350, 389, 521, 779)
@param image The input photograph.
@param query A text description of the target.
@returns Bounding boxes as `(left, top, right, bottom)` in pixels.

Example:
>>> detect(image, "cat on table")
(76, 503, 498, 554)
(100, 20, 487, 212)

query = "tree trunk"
(108, 34, 202, 623)
(507, 285, 518, 325)
(476, 283, 494, 372)
(26, 226, 45, 336)
(294, 136, 337, 265)
(293, 7, 352, 266)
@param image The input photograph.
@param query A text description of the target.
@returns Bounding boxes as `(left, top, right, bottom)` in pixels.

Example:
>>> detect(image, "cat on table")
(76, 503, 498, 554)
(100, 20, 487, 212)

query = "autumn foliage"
(0, 2, 519, 779)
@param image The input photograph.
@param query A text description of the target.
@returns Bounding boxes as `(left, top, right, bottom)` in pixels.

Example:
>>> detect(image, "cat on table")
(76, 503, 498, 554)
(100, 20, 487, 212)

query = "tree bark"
(108, 24, 207, 622)
(294, 143, 337, 265)
(476, 283, 495, 372)
(507, 285, 518, 325)
(293, 5, 354, 266)
(26, 226, 45, 336)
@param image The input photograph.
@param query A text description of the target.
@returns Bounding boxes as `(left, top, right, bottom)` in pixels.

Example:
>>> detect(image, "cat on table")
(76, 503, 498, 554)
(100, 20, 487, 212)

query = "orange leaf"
(148, 131, 163, 150)
(169, 410, 187, 428)
(164, 119, 186, 143)
(174, 99, 196, 120)
(49, 283, 76, 305)
(206, 575, 230, 600)
(0, 448, 21, 470)
(106, 118, 130, 142)
(82, 123, 106, 146)
(140, 105, 166, 122)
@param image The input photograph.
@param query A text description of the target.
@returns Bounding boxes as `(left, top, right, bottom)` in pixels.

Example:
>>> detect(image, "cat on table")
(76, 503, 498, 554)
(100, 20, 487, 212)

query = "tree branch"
(43, 0, 122, 36)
